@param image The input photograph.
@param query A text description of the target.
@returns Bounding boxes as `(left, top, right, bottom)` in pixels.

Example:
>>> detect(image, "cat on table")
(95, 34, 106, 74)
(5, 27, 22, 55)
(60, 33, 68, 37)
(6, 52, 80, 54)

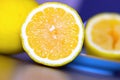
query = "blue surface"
(67, 52, 120, 75)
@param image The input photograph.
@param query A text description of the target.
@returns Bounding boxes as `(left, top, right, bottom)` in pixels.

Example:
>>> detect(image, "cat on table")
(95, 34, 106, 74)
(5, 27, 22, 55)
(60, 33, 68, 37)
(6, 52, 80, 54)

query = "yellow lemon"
(21, 2, 84, 67)
(0, 0, 38, 54)
(85, 13, 120, 61)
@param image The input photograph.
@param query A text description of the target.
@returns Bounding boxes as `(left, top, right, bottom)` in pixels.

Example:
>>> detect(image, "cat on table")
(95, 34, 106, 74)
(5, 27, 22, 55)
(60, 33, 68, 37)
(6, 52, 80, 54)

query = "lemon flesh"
(21, 2, 84, 66)
(92, 19, 120, 50)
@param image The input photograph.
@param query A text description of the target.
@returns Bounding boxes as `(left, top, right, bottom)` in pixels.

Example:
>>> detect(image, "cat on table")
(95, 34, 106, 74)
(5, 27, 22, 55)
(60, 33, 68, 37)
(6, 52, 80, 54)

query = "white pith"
(87, 14, 120, 54)
(21, 3, 84, 66)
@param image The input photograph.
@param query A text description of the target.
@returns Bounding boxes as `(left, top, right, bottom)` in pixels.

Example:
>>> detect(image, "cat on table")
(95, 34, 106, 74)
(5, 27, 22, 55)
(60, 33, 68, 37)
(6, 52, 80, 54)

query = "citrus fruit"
(85, 13, 120, 60)
(0, 0, 38, 54)
(21, 2, 84, 66)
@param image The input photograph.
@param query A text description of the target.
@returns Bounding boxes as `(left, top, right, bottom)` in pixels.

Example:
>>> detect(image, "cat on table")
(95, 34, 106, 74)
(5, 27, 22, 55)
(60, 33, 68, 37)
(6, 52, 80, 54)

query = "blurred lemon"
(85, 13, 120, 60)
(0, 0, 38, 54)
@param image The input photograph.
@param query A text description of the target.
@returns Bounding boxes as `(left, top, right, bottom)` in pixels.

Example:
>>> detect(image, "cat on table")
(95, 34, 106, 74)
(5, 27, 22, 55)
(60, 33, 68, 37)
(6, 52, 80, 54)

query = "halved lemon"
(21, 2, 84, 67)
(85, 13, 120, 61)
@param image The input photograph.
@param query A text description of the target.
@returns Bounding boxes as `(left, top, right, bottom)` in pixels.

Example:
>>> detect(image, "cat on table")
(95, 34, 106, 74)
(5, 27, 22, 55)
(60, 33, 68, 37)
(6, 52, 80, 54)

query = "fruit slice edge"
(21, 2, 84, 66)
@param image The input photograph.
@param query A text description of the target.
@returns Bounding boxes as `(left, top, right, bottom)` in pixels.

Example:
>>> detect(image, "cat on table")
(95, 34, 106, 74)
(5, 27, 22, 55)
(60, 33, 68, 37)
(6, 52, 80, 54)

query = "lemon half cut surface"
(85, 13, 120, 60)
(21, 2, 84, 67)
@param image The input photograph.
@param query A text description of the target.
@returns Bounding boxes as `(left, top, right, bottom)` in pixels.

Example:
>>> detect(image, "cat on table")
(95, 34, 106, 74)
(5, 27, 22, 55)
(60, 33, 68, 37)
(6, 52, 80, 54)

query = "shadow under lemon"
(0, 55, 69, 80)
(0, 55, 18, 80)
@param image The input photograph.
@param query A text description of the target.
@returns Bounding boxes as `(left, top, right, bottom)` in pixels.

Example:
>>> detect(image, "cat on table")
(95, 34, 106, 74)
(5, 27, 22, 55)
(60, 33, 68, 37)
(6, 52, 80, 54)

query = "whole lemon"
(0, 0, 38, 54)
